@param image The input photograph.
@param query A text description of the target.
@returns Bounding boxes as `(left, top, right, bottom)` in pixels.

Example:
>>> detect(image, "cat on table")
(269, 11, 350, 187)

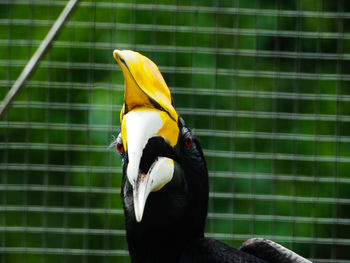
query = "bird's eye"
(116, 142, 124, 153)
(184, 137, 192, 149)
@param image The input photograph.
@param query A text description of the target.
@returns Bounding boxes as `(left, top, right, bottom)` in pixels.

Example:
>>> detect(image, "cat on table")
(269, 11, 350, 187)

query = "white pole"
(0, 0, 80, 119)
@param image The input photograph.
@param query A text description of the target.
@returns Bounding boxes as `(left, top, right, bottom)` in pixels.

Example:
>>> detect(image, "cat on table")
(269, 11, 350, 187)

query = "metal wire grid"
(1, 0, 350, 262)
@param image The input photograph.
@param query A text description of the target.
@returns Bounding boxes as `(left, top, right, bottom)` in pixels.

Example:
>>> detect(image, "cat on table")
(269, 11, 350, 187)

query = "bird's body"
(112, 49, 312, 263)
(121, 131, 210, 263)
(180, 238, 266, 263)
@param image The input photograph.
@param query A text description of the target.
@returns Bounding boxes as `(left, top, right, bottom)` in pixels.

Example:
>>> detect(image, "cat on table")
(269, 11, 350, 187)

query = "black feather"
(119, 118, 311, 263)
(180, 238, 266, 263)
(240, 238, 311, 263)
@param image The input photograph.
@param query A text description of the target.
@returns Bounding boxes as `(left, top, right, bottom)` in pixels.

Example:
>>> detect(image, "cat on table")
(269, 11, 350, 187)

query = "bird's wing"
(240, 238, 312, 263)
(180, 237, 266, 263)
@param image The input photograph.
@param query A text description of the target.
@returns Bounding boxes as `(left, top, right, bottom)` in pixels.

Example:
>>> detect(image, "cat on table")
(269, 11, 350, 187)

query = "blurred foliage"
(1, 0, 350, 262)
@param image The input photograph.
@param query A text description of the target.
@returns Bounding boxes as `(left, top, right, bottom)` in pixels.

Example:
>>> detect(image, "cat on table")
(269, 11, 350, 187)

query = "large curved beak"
(113, 49, 180, 222)
(133, 157, 174, 222)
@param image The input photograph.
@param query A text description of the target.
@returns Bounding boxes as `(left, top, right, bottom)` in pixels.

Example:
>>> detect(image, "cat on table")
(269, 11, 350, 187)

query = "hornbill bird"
(112, 50, 312, 263)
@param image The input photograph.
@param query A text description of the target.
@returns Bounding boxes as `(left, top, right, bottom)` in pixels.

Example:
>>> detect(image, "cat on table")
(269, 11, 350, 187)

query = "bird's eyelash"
(109, 133, 124, 155)
(108, 135, 119, 149)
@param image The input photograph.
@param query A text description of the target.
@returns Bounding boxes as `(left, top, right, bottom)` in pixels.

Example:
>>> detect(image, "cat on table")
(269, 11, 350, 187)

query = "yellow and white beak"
(113, 49, 179, 222)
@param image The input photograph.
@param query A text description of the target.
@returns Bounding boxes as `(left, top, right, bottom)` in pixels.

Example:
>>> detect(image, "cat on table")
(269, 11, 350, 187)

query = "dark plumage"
(120, 122, 211, 263)
(180, 238, 267, 263)
(240, 238, 311, 263)
(112, 49, 312, 263)
(117, 122, 267, 263)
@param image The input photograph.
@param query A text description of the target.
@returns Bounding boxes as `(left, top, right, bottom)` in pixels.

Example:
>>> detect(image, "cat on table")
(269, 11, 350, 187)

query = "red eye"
(184, 137, 192, 149)
(116, 143, 124, 153)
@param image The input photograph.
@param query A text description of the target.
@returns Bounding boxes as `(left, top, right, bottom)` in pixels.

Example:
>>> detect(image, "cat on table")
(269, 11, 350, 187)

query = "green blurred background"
(1, 0, 350, 262)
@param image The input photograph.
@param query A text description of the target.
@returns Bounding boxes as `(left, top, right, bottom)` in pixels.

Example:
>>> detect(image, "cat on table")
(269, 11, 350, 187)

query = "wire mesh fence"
(1, 0, 350, 262)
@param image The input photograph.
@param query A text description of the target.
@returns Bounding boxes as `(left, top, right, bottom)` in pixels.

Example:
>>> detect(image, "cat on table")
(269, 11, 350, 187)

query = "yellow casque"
(113, 50, 179, 150)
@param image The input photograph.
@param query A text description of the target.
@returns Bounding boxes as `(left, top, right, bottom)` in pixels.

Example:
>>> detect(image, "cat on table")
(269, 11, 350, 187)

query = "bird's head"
(113, 50, 208, 234)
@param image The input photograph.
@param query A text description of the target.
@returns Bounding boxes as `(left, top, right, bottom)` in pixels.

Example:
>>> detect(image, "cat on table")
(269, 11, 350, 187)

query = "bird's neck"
(127, 239, 182, 263)
(126, 226, 200, 263)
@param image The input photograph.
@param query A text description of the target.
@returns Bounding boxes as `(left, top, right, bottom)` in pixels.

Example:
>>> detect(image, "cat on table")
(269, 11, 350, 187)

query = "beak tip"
(133, 187, 145, 223)
(134, 203, 144, 223)
(135, 214, 143, 223)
